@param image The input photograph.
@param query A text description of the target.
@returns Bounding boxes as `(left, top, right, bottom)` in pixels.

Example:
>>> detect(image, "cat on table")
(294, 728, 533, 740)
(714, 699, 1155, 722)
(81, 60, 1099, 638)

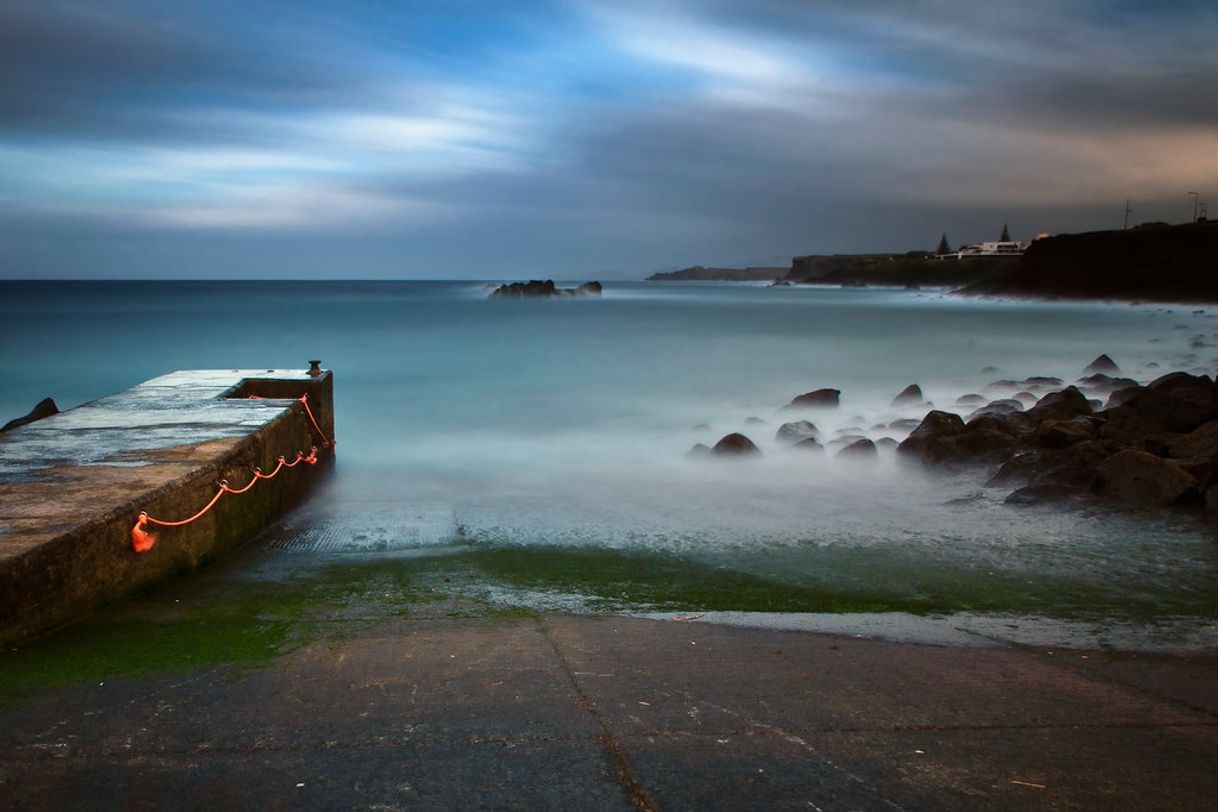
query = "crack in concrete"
(698, 700, 906, 812)
(535, 617, 657, 812)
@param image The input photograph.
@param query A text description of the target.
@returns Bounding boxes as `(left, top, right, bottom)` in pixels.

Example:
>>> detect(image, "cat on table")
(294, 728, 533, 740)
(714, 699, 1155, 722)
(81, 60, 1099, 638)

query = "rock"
(1085, 354, 1121, 374)
(888, 418, 922, 432)
(490, 279, 602, 298)
(712, 433, 761, 456)
(896, 410, 965, 459)
(1102, 376, 1218, 442)
(785, 388, 841, 410)
(1027, 418, 1099, 449)
(836, 438, 878, 460)
(775, 420, 818, 444)
(988, 441, 1111, 491)
(1, 397, 58, 432)
(983, 380, 1019, 395)
(1005, 483, 1087, 505)
(1076, 374, 1141, 394)
(904, 282, 921, 290)
(921, 428, 1017, 467)
(1098, 449, 1196, 507)
(1024, 386, 1091, 424)
(744, 416, 768, 425)
(1206, 484, 1218, 512)
(891, 384, 923, 406)
(1104, 385, 1143, 409)
(685, 443, 712, 458)
(1148, 371, 1213, 393)
(965, 412, 1030, 437)
(876, 437, 898, 449)
(955, 394, 986, 406)
(1022, 376, 1064, 387)
(1011, 391, 1039, 406)
(791, 437, 825, 453)
(690, 423, 712, 432)
(1164, 420, 1218, 460)
(971, 398, 1024, 418)
(979, 366, 1000, 374)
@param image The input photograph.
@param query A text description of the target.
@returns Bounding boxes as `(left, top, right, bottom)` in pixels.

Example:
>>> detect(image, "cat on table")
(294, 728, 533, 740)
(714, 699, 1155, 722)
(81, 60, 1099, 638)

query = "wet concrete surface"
(0, 369, 334, 645)
(0, 369, 320, 553)
(2, 611, 1215, 810)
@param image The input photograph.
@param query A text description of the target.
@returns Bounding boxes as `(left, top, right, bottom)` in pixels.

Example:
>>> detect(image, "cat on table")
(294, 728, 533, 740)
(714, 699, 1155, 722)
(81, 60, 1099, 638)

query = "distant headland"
(649, 219, 1218, 302)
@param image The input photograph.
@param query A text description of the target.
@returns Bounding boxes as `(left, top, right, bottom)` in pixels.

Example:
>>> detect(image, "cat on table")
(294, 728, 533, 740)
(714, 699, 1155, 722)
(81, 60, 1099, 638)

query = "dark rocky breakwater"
(690, 353, 1218, 518)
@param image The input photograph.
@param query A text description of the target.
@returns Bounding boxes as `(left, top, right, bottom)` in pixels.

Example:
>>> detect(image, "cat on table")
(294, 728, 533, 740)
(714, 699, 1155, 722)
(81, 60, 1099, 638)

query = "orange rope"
(249, 393, 333, 447)
(298, 395, 333, 447)
(132, 447, 319, 553)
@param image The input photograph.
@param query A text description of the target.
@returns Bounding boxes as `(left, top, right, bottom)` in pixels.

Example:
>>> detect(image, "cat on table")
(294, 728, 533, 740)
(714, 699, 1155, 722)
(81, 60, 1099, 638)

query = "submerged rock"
(1023, 376, 1065, 388)
(1085, 354, 1121, 375)
(835, 438, 878, 460)
(685, 443, 712, 458)
(891, 384, 923, 406)
(775, 420, 818, 444)
(712, 433, 761, 456)
(955, 394, 986, 406)
(970, 398, 1024, 418)
(1005, 483, 1088, 505)
(896, 410, 965, 459)
(785, 388, 841, 410)
(1, 397, 58, 432)
(791, 437, 825, 453)
(1024, 386, 1091, 424)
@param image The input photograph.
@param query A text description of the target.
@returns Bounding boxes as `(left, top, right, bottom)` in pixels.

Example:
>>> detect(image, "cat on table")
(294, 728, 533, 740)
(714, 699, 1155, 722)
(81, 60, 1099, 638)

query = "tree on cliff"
(935, 234, 952, 254)
(1000, 223, 1011, 241)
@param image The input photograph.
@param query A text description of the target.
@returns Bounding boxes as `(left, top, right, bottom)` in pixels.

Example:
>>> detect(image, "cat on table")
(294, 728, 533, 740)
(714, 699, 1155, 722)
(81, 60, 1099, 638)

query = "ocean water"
(3, 280, 1217, 646)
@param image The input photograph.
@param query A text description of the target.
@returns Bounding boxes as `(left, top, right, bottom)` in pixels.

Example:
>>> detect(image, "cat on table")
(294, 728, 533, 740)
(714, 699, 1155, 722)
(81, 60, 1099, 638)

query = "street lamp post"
(1188, 191, 1200, 223)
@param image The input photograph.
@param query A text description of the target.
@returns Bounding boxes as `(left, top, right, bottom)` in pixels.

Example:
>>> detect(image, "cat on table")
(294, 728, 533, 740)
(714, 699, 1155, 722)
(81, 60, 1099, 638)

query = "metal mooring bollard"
(308, 360, 322, 377)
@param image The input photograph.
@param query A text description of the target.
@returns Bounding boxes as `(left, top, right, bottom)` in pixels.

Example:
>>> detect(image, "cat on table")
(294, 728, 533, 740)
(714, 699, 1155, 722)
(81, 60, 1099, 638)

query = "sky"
(2, 0, 1217, 279)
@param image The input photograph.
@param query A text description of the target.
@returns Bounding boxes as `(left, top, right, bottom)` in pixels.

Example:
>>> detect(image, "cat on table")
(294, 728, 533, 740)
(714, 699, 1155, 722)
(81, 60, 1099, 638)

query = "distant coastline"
(649, 220, 1218, 303)
(647, 265, 787, 282)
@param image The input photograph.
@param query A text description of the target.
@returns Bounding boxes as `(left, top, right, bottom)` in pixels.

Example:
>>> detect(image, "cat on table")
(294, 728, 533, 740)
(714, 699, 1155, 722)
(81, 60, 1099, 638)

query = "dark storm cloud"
(0, 1, 366, 142)
(1, 0, 1217, 278)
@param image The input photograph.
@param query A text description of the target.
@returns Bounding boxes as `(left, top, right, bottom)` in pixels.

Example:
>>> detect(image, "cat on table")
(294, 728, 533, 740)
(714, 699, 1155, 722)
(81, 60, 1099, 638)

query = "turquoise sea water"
(2, 280, 1217, 646)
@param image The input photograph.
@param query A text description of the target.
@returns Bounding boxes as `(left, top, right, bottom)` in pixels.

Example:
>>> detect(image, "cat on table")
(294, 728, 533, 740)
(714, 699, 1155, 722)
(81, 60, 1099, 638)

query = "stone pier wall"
(0, 369, 336, 646)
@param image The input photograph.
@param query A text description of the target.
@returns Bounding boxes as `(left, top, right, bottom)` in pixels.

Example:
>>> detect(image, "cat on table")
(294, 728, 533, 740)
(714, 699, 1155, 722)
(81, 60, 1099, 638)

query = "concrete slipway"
(0, 368, 335, 645)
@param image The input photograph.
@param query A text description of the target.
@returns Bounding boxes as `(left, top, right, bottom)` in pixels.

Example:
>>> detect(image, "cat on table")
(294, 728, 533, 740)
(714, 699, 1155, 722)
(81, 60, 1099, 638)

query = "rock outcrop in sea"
(1, 397, 59, 433)
(489, 280, 602, 298)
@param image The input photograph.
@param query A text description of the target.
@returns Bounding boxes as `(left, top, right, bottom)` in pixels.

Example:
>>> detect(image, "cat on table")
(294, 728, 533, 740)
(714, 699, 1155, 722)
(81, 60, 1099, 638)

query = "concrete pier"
(0, 368, 335, 645)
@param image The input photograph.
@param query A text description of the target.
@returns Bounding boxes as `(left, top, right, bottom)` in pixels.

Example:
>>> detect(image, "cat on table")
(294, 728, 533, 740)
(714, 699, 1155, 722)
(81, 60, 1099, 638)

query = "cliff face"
(969, 221, 1218, 301)
(789, 254, 1016, 287)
